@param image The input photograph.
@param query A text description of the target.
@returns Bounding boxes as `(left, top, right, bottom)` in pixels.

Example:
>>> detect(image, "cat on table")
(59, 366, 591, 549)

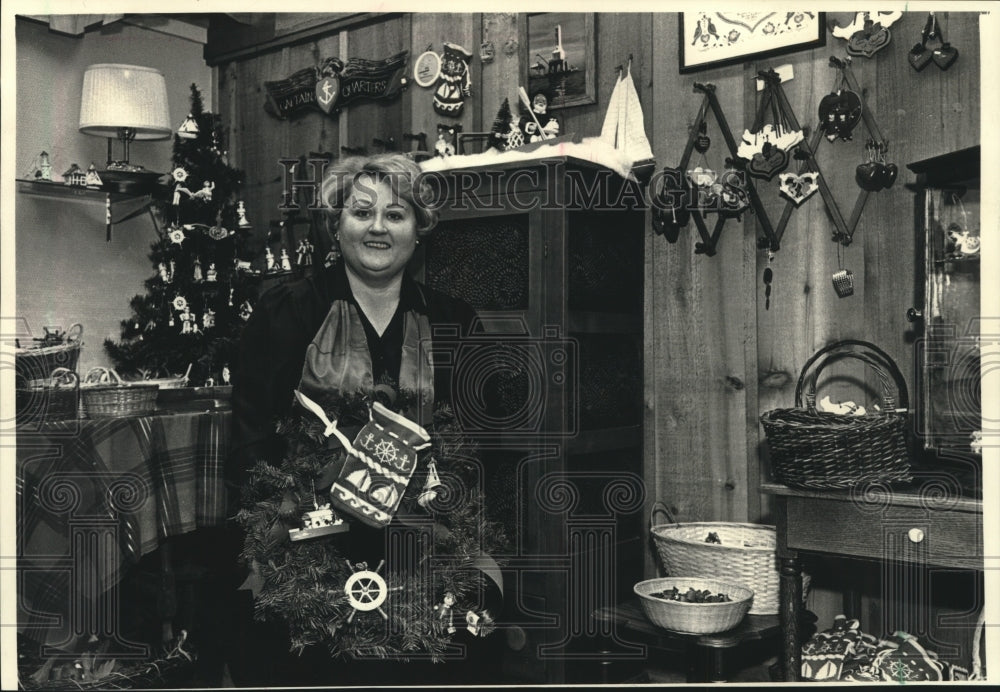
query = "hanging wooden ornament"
(413, 47, 442, 87)
(778, 148, 819, 206)
(830, 11, 901, 58)
(653, 82, 776, 257)
(738, 71, 802, 181)
(762, 56, 890, 250)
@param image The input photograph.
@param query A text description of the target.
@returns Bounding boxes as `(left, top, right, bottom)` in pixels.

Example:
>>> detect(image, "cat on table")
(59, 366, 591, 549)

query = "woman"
(231, 154, 475, 482)
(225, 154, 498, 686)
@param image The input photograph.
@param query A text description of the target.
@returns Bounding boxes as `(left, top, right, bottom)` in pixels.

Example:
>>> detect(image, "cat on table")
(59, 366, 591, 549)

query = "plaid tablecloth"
(16, 410, 230, 646)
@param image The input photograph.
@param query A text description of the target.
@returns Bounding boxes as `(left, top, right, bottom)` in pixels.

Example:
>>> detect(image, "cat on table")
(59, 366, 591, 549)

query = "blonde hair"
(320, 154, 438, 238)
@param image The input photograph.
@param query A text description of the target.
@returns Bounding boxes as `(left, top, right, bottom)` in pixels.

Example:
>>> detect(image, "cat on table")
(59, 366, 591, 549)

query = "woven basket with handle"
(81, 367, 159, 419)
(16, 367, 80, 424)
(649, 501, 809, 615)
(760, 339, 913, 490)
(16, 324, 83, 385)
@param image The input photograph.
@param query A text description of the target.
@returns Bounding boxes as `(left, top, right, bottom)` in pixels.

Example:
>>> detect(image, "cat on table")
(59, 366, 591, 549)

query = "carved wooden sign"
(264, 52, 409, 119)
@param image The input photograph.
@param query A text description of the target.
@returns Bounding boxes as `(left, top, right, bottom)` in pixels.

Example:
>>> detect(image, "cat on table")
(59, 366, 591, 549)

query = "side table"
(592, 600, 816, 682)
(763, 482, 983, 682)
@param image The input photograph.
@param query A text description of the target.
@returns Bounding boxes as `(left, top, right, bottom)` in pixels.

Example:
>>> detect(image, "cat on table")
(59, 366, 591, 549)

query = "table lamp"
(79, 63, 171, 189)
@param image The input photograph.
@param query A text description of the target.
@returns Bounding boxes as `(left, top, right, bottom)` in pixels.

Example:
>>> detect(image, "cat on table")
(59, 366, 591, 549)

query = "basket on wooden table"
(81, 367, 159, 418)
(15, 324, 83, 385)
(16, 367, 80, 424)
(759, 339, 912, 490)
(649, 501, 809, 615)
(634, 577, 754, 634)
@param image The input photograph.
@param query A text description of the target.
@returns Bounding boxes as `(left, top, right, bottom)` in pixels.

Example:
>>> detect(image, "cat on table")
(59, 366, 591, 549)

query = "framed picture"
(679, 12, 826, 73)
(522, 13, 596, 110)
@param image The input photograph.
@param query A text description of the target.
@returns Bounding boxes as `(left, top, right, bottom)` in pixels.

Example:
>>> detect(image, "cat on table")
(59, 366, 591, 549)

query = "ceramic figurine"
(237, 201, 251, 228)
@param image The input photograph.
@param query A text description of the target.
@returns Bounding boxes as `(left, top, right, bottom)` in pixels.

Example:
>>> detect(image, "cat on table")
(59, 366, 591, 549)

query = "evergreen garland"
(236, 389, 507, 661)
(104, 84, 256, 385)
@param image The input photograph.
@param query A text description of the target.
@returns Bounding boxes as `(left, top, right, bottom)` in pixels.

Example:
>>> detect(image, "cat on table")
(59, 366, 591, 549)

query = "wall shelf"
(17, 178, 158, 240)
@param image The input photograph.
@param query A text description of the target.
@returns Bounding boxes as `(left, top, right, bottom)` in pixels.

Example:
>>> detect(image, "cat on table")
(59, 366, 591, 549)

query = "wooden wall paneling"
(226, 48, 293, 255)
(647, 11, 751, 549)
(341, 17, 408, 155)
(479, 13, 521, 145)
(408, 14, 475, 155)
(282, 35, 340, 164)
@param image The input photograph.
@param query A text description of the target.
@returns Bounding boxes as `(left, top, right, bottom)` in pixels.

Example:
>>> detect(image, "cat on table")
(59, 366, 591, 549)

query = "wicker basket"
(634, 577, 754, 634)
(760, 339, 913, 490)
(15, 324, 83, 384)
(81, 368, 159, 419)
(16, 367, 80, 424)
(649, 502, 808, 615)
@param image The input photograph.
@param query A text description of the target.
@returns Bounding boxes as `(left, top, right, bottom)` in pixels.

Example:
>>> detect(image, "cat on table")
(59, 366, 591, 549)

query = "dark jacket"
(229, 260, 476, 486)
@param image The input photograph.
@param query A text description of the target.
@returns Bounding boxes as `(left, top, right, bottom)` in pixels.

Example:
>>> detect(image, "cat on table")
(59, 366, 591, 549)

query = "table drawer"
(786, 497, 982, 569)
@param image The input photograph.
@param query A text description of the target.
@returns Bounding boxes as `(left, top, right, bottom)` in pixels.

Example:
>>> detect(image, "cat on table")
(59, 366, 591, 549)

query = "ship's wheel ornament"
(343, 560, 400, 622)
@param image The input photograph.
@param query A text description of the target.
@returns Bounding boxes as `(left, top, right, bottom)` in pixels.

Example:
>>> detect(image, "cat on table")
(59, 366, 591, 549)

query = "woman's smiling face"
(337, 175, 419, 283)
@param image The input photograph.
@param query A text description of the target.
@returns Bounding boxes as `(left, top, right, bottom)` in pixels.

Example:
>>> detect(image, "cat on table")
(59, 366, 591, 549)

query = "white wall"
(15, 16, 212, 374)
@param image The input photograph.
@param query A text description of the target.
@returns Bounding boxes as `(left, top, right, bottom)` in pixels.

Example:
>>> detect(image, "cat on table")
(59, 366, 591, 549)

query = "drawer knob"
(908, 528, 925, 543)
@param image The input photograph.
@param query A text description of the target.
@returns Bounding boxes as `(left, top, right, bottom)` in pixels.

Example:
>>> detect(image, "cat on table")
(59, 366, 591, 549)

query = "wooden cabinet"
(412, 157, 646, 683)
(907, 146, 981, 462)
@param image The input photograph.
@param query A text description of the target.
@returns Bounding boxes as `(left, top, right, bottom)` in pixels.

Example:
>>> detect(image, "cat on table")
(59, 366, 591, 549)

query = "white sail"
(599, 63, 654, 165)
(619, 63, 654, 162)
(600, 72, 626, 148)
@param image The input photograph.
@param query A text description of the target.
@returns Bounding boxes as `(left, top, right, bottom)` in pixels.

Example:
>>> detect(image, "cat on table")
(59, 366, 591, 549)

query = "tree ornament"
(193, 257, 203, 282)
(433, 43, 473, 117)
(324, 248, 341, 268)
(222, 364, 231, 384)
(417, 457, 442, 508)
(168, 226, 186, 245)
(158, 262, 170, 283)
(172, 295, 189, 312)
(206, 263, 218, 282)
(239, 300, 253, 321)
(191, 180, 215, 202)
(171, 167, 189, 183)
(289, 482, 348, 541)
(237, 200, 252, 228)
(434, 123, 460, 157)
(280, 248, 292, 271)
(177, 113, 199, 139)
(266, 247, 276, 272)
(343, 560, 401, 623)
(295, 392, 431, 529)
(434, 592, 457, 634)
(202, 308, 216, 329)
(296, 238, 314, 266)
(169, 260, 176, 282)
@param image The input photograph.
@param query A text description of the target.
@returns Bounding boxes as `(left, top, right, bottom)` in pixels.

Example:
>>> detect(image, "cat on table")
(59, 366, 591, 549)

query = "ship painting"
(528, 14, 588, 107)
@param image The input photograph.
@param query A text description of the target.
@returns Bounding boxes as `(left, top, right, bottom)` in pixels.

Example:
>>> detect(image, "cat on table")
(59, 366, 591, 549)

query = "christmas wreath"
(236, 388, 507, 661)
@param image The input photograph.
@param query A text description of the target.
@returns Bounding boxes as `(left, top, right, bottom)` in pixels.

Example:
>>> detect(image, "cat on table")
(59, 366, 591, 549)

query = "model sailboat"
(600, 59, 656, 181)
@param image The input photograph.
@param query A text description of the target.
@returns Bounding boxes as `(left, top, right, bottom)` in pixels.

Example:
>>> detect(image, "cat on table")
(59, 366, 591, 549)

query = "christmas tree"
(104, 84, 257, 386)
(488, 98, 516, 151)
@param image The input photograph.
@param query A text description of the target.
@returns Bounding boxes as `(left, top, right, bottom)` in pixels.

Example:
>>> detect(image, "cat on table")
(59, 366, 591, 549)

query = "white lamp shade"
(79, 63, 172, 140)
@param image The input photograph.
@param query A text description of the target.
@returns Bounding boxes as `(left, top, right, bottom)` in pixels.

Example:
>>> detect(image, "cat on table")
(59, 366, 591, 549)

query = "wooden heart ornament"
(932, 43, 959, 70)
(847, 24, 892, 58)
(818, 90, 863, 142)
(908, 43, 933, 72)
(778, 171, 818, 206)
(747, 144, 788, 181)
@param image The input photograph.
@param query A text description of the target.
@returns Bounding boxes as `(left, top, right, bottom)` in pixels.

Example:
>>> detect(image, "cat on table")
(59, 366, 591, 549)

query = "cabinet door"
(917, 185, 981, 454)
